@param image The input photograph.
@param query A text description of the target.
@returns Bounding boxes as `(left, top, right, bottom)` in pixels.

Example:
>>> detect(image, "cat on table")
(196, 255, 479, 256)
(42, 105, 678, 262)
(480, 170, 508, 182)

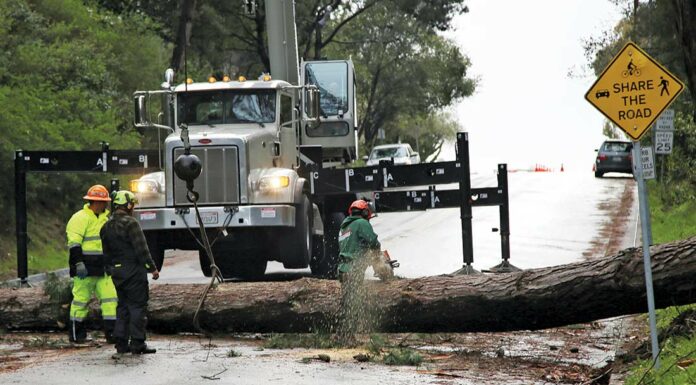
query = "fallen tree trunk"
(1, 237, 695, 333)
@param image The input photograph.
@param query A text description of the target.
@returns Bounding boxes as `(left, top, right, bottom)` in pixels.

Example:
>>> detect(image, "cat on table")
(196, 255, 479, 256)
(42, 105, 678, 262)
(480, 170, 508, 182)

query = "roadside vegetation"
(621, 186, 696, 385)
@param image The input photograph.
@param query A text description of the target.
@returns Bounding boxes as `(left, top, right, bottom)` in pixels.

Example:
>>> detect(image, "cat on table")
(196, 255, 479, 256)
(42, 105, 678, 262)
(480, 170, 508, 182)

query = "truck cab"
(131, 61, 356, 279)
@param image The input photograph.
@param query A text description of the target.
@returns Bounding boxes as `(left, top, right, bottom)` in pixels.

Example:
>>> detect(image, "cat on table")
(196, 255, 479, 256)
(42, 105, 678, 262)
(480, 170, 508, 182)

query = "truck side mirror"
(305, 88, 321, 128)
(134, 94, 150, 131)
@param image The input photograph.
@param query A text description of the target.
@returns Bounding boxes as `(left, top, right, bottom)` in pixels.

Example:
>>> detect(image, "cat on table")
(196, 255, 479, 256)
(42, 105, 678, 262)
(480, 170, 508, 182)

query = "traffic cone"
(560, 164, 564, 172)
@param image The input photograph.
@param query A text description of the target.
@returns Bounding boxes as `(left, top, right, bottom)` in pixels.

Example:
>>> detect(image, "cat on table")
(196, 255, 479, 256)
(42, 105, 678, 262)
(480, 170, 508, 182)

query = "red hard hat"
(83, 185, 111, 201)
(348, 199, 373, 218)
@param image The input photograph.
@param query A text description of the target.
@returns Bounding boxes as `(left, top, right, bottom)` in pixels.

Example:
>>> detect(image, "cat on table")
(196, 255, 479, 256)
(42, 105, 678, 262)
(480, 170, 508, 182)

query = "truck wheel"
(311, 212, 344, 278)
(283, 193, 313, 269)
(198, 250, 212, 277)
(145, 232, 165, 271)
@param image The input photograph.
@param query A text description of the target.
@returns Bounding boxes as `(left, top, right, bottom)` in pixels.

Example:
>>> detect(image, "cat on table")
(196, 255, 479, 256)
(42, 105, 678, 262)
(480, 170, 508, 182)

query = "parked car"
(594, 140, 633, 178)
(365, 144, 420, 166)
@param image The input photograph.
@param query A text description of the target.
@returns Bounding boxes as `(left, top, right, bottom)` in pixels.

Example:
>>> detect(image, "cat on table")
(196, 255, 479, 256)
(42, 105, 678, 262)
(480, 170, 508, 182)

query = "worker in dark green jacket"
(337, 199, 381, 280)
(101, 190, 159, 356)
(336, 199, 380, 344)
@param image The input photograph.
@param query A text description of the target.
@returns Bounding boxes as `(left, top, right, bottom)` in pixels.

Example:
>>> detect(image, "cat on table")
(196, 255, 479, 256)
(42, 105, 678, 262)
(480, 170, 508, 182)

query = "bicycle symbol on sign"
(621, 59, 641, 77)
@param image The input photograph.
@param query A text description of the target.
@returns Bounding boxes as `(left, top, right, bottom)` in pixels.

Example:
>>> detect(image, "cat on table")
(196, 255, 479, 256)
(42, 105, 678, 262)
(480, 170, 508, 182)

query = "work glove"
(75, 262, 88, 279)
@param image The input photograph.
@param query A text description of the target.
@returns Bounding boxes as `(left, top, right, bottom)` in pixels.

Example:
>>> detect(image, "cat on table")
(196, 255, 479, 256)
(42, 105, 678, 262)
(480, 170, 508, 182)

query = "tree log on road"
(1, 237, 695, 333)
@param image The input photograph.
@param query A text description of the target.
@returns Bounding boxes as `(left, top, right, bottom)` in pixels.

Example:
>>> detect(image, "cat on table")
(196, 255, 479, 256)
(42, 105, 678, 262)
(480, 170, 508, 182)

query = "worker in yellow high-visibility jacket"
(65, 184, 118, 343)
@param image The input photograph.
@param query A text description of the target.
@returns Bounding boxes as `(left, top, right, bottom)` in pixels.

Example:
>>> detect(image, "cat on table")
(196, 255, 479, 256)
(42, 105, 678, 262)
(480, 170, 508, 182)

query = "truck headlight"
(258, 175, 290, 192)
(130, 179, 161, 193)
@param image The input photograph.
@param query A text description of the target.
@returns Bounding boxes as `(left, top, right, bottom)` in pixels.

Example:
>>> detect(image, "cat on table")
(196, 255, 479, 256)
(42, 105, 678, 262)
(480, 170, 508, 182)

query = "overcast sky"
(440, 0, 624, 172)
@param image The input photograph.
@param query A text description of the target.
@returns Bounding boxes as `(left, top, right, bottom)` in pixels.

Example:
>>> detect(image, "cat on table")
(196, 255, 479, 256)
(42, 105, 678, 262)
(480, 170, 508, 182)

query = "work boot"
(103, 320, 116, 344)
(130, 340, 156, 355)
(68, 321, 93, 344)
(115, 338, 130, 354)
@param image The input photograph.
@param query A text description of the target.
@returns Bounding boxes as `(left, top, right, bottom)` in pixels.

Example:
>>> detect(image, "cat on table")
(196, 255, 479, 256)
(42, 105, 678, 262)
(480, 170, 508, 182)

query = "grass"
(648, 184, 696, 244)
(623, 329, 696, 385)
(382, 348, 424, 366)
(622, 188, 696, 384)
(0, 210, 67, 281)
(263, 333, 340, 350)
(263, 333, 424, 366)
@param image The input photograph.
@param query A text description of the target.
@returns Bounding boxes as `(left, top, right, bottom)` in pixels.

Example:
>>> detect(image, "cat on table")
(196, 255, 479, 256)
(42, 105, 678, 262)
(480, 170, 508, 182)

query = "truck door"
(278, 91, 297, 168)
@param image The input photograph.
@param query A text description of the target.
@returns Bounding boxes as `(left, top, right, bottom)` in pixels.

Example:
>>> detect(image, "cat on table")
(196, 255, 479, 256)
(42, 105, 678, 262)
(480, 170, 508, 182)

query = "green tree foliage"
(586, 0, 695, 206)
(323, 3, 475, 152)
(91, 0, 474, 161)
(0, 0, 166, 255)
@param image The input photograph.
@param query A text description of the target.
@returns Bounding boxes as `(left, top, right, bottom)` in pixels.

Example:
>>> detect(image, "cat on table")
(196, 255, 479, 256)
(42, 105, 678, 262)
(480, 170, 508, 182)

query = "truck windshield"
(304, 62, 348, 117)
(177, 90, 276, 126)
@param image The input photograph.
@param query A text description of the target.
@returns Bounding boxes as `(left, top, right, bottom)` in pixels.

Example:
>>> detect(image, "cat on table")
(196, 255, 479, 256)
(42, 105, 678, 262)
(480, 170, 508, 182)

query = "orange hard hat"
(83, 185, 111, 201)
(348, 199, 373, 218)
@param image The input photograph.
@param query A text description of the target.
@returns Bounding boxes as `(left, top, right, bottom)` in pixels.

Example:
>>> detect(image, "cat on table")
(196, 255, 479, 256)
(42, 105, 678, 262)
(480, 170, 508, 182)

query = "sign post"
(585, 42, 685, 369)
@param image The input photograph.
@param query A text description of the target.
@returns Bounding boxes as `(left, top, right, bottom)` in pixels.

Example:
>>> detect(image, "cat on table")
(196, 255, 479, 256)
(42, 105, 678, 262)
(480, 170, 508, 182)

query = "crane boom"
(264, 0, 300, 85)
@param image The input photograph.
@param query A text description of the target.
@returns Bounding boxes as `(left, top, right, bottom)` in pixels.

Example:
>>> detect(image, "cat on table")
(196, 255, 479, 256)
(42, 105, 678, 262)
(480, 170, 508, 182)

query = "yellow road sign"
(585, 42, 684, 140)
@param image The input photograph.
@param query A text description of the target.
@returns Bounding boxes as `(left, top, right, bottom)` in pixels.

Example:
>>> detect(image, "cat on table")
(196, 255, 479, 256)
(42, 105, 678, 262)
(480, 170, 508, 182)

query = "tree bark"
(1, 237, 695, 333)
(669, 0, 696, 122)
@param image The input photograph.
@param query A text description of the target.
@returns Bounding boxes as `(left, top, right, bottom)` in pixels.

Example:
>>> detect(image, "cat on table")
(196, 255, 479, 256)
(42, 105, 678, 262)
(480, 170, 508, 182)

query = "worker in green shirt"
(336, 199, 383, 344)
(337, 199, 381, 280)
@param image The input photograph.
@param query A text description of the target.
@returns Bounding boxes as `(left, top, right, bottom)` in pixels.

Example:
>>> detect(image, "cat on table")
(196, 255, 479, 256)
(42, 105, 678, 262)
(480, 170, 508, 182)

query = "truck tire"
(282, 193, 313, 269)
(145, 232, 165, 271)
(198, 249, 212, 277)
(310, 212, 344, 278)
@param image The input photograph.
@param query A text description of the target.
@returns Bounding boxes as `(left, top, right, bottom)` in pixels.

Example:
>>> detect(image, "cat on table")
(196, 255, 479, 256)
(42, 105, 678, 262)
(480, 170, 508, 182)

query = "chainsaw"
(372, 250, 399, 281)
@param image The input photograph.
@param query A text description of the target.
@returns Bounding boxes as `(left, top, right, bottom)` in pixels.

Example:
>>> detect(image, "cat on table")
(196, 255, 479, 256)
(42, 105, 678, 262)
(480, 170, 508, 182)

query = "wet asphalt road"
(156, 169, 638, 283)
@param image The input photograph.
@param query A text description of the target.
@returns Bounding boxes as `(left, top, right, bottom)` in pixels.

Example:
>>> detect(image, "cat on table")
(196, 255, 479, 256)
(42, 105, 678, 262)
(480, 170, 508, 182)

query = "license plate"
(197, 212, 219, 225)
(613, 156, 622, 162)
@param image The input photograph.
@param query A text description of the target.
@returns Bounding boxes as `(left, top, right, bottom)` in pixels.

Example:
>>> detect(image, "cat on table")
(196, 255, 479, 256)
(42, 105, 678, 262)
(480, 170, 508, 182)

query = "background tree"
(322, 3, 475, 148)
(382, 111, 462, 162)
(0, 0, 167, 272)
(90, 0, 474, 160)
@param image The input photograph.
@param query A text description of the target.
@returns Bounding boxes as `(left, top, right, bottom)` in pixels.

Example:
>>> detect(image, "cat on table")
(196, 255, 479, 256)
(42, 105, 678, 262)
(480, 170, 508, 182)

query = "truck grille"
(173, 146, 240, 206)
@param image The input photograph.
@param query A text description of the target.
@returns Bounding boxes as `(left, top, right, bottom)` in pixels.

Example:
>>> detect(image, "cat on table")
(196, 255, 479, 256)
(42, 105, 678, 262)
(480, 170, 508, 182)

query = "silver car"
(365, 144, 420, 166)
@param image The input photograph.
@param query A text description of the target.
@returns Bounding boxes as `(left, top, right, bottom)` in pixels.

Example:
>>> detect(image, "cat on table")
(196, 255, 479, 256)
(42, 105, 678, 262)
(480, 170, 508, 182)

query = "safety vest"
(66, 204, 110, 256)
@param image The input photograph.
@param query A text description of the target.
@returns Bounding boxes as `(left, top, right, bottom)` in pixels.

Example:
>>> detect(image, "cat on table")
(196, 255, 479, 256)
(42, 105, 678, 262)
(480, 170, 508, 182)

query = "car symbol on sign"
(595, 89, 610, 99)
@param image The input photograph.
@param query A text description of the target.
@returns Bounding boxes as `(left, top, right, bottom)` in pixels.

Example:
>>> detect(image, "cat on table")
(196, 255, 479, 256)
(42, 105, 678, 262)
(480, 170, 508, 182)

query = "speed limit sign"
(655, 131, 673, 154)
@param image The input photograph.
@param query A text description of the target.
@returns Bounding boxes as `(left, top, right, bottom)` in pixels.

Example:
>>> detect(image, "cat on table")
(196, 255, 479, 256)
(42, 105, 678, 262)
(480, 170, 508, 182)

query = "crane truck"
(130, 1, 357, 279)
